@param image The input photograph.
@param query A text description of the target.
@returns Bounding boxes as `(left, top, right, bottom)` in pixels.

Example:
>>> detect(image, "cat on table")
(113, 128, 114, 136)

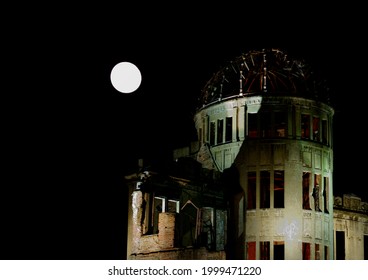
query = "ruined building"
(124, 48, 368, 260)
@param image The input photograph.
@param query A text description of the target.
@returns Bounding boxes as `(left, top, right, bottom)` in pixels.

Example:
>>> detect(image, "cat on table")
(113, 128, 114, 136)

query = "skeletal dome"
(198, 48, 330, 108)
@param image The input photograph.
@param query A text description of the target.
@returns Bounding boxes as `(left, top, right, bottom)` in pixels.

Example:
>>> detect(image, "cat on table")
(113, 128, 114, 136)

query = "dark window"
(217, 119, 224, 144)
(324, 246, 329, 260)
(336, 231, 345, 260)
(274, 241, 284, 260)
(313, 174, 322, 212)
(225, 117, 232, 142)
(248, 113, 258, 138)
(274, 111, 287, 138)
(260, 241, 270, 260)
(168, 199, 179, 213)
(210, 121, 216, 146)
(322, 119, 328, 144)
(301, 114, 310, 140)
(260, 112, 271, 138)
(364, 235, 368, 260)
(292, 106, 296, 138)
(323, 177, 329, 213)
(247, 172, 256, 209)
(303, 172, 311, 210)
(260, 171, 270, 208)
(302, 242, 310, 260)
(313, 117, 320, 141)
(274, 170, 284, 208)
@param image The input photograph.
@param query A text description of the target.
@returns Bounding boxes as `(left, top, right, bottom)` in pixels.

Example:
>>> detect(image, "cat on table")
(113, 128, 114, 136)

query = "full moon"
(110, 62, 142, 93)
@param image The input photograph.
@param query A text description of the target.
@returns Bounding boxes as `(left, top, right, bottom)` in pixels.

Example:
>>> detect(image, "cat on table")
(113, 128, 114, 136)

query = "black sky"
(2, 3, 367, 260)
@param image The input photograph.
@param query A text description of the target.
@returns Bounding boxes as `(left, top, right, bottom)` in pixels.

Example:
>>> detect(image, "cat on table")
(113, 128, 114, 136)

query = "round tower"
(194, 48, 334, 260)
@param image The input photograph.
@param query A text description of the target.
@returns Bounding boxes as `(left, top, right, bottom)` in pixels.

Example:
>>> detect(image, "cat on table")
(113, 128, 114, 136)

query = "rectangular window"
(260, 171, 270, 208)
(225, 117, 232, 142)
(248, 113, 258, 138)
(292, 106, 296, 138)
(324, 246, 329, 260)
(217, 119, 224, 144)
(315, 244, 320, 260)
(153, 197, 165, 234)
(274, 111, 287, 138)
(323, 177, 329, 213)
(336, 231, 345, 260)
(322, 119, 328, 145)
(303, 172, 311, 210)
(260, 241, 270, 260)
(301, 114, 310, 140)
(302, 242, 310, 260)
(247, 172, 256, 209)
(210, 121, 216, 146)
(274, 241, 285, 260)
(364, 236, 368, 260)
(260, 112, 271, 138)
(247, 242, 256, 260)
(313, 174, 322, 212)
(274, 170, 284, 208)
(168, 199, 180, 213)
(313, 117, 320, 141)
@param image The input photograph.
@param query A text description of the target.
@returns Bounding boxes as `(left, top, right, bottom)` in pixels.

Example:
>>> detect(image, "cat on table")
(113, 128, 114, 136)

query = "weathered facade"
(125, 157, 228, 260)
(333, 194, 368, 259)
(124, 49, 368, 260)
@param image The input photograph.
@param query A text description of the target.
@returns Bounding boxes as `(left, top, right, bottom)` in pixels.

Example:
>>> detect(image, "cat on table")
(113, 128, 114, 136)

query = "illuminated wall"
(194, 95, 334, 259)
(333, 194, 368, 260)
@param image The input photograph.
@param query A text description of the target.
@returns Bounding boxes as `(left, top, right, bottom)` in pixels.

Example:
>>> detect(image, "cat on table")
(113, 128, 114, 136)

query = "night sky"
(2, 4, 367, 260)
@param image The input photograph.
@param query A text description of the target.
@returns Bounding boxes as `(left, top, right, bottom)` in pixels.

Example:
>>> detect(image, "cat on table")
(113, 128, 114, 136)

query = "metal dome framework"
(198, 48, 330, 108)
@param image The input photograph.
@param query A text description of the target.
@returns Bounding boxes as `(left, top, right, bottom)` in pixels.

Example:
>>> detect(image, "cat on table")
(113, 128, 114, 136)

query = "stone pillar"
(131, 190, 144, 254)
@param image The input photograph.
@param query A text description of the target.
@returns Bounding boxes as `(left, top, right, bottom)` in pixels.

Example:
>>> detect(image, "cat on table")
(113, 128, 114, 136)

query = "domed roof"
(198, 48, 330, 108)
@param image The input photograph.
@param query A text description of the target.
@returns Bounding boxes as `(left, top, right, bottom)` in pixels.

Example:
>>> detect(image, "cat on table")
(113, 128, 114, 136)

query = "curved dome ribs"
(198, 49, 330, 108)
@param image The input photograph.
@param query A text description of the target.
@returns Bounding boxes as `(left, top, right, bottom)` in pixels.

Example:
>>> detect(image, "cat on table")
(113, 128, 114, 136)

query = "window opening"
(323, 177, 329, 213)
(336, 231, 345, 260)
(248, 113, 258, 138)
(313, 174, 322, 212)
(260, 112, 271, 138)
(210, 121, 216, 146)
(322, 119, 328, 145)
(315, 244, 320, 260)
(313, 117, 320, 142)
(302, 242, 310, 260)
(225, 117, 232, 142)
(247, 172, 256, 209)
(274, 170, 284, 208)
(274, 241, 285, 260)
(247, 241, 256, 260)
(217, 119, 224, 144)
(274, 111, 287, 138)
(260, 171, 270, 208)
(303, 172, 311, 210)
(301, 114, 310, 140)
(260, 241, 270, 260)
